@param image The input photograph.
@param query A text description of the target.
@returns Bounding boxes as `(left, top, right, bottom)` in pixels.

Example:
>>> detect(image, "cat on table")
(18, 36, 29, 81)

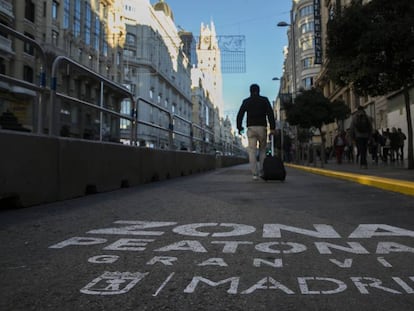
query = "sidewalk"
(285, 159, 414, 196)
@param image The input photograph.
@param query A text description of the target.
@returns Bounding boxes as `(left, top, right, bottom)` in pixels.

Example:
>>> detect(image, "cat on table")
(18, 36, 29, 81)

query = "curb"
(285, 163, 414, 196)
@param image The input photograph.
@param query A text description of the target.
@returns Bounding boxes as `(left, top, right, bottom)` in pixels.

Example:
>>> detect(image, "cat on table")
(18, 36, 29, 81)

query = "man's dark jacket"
(237, 95, 276, 130)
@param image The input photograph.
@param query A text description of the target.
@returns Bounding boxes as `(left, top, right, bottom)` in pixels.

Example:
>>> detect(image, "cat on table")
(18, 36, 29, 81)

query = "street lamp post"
(272, 77, 283, 161)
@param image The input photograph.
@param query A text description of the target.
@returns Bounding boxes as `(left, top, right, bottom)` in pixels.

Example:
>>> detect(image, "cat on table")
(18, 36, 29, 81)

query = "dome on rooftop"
(153, 0, 174, 21)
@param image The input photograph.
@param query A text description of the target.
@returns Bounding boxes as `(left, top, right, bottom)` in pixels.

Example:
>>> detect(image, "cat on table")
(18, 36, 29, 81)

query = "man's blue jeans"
(247, 126, 267, 176)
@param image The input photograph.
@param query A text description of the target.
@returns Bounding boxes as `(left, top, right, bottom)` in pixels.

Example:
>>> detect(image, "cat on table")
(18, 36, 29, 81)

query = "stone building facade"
(0, 0, 241, 154)
(278, 0, 413, 155)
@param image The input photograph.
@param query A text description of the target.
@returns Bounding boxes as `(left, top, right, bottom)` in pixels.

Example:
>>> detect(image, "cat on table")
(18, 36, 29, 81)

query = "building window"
(73, 0, 81, 37)
(126, 33, 136, 45)
(117, 52, 121, 65)
(25, 0, 35, 22)
(63, 0, 70, 29)
(23, 33, 35, 55)
(23, 65, 34, 83)
(301, 37, 314, 50)
(302, 57, 314, 69)
(149, 106, 154, 123)
(84, 3, 91, 45)
(302, 77, 314, 89)
(299, 5, 314, 18)
(329, 5, 335, 20)
(102, 28, 108, 56)
(120, 100, 131, 129)
(52, 1, 58, 20)
(123, 48, 135, 58)
(123, 67, 130, 80)
(205, 106, 209, 126)
(0, 58, 5, 74)
(52, 30, 59, 46)
(300, 22, 314, 34)
(94, 16, 100, 51)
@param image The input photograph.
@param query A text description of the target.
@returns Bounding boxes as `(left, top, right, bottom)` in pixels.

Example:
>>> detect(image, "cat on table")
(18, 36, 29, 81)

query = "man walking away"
(397, 128, 407, 160)
(350, 106, 372, 168)
(237, 84, 276, 180)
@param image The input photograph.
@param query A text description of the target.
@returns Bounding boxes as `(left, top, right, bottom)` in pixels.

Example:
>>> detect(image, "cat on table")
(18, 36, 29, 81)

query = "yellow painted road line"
(286, 163, 414, 197)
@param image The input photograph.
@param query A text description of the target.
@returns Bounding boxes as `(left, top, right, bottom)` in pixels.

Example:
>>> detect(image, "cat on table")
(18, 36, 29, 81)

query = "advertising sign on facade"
(314, 0, 323, 64)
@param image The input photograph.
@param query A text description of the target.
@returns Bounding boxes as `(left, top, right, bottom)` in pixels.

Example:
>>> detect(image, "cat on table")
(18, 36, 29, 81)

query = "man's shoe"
(252, 175, 259, 180)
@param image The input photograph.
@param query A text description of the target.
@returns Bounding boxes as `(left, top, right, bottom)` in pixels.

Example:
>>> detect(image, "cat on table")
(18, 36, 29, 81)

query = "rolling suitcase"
(262, 134, 286, 181)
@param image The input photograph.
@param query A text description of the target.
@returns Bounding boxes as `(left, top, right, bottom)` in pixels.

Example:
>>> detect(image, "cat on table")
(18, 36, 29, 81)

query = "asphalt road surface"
(1, 164, 414, 311)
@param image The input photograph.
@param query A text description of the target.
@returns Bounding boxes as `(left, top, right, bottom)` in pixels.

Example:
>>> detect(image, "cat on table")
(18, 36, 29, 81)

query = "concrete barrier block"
(0, 131, 59, 207)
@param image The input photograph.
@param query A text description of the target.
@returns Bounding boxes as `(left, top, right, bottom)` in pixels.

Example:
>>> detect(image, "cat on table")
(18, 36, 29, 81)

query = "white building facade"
(122, 0, 193, 149)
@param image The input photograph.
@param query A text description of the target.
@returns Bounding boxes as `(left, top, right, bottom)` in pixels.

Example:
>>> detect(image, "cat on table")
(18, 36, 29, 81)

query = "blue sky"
(152, 0, 292, 127)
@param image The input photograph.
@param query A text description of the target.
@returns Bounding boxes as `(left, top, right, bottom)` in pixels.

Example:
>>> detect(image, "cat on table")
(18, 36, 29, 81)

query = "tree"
(285, 88, 350, 165)
(326, 0, 414, 168)
(331, 99, 351, 123)
(286, 88, 332, 129)
(286, 88, 350, 130)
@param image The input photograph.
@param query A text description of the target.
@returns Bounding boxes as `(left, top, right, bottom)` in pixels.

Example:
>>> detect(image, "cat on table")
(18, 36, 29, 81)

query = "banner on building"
(218, 35, 246, 74)
(196, 35, 246, 73)
(314, 0, 322, 64)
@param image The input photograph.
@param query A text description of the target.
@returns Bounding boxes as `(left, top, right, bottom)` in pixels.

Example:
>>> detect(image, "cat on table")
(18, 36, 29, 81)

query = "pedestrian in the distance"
(350, 106, 372, 168)
(397, 128, 407, 160)
(370, 130, 384, 164)
(382, 128, 391, 163)
(345, 128, 354, 163)
(237, 84, 276, 180)
(333, 130, 347, 164)
(389, 127, 400, 162)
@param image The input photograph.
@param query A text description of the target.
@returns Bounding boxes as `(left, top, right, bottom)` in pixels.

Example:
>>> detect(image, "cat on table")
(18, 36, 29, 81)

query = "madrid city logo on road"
(80, 271, 148, 295)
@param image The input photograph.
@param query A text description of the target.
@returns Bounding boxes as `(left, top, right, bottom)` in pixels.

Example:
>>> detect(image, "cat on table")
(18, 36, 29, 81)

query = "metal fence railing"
(50, 56, 137, 144)
(0, 24, 246, 157)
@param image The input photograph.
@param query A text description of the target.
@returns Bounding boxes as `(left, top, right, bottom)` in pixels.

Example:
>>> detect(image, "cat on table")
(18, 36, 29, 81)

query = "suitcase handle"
(270, 134, 275, 157)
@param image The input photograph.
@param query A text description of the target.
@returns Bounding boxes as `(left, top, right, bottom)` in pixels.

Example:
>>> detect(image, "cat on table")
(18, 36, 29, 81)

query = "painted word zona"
(82, 221, 414, 239)
(49, 222, 414, 254)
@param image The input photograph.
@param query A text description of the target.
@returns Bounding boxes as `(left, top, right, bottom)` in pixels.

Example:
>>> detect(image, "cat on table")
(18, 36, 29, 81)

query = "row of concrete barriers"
(0, 131, 247, 208)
